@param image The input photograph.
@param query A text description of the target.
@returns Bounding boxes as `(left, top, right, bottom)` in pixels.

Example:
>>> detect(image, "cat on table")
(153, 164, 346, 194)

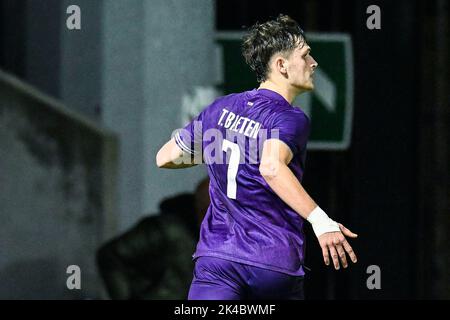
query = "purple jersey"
(174, 88, 311, 276)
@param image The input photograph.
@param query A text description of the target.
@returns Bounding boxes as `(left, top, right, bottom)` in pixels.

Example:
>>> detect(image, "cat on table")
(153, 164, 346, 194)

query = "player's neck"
(258, 81, 299, 105)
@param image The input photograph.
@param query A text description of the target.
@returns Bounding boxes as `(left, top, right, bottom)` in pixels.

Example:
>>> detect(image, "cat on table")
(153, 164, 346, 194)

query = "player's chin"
(300, 83, 314, 91)
(294, 81, 314, 93)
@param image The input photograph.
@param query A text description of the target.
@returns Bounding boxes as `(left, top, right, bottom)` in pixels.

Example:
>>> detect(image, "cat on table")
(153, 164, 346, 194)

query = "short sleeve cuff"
(174, 130, 195, 155)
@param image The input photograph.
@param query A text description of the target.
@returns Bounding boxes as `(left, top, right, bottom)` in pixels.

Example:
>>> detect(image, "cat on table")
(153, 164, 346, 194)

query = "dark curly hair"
(241, 14, 306, 83)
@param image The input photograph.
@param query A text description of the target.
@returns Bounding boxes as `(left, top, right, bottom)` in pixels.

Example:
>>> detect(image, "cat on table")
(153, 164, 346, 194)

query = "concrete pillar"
(102, 0, 214, 230)
(101, 0, 146, 231)
(24, 0, 62, 98)
(60, 0, 102, 121)
(141, 0, 215, 221)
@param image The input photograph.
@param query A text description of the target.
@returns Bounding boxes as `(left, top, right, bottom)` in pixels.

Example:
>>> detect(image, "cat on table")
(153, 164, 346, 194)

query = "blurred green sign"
(215, 32, 354, 150)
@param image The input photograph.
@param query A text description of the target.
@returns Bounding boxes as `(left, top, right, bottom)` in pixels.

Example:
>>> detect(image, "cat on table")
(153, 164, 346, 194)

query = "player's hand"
(318, 223, 358, 270)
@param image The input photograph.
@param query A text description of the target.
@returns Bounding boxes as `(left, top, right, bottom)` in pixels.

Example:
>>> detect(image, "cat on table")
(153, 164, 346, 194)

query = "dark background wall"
(0, 0, 27, 79)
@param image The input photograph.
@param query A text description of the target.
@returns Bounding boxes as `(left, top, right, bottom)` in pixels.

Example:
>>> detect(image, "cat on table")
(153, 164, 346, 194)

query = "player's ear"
(275, 56, 288, 76)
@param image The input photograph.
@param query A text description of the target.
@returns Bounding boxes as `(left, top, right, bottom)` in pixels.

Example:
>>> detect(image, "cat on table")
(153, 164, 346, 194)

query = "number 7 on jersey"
(222, 139, 240, 199)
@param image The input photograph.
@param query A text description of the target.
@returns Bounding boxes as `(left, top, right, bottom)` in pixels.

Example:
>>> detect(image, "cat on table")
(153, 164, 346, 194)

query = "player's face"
(286, 43, 318, 92)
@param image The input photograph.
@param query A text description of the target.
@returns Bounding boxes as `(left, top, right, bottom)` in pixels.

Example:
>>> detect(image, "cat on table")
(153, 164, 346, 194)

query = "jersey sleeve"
(173, 109, 205, 155)
(270, 110, 310, 156)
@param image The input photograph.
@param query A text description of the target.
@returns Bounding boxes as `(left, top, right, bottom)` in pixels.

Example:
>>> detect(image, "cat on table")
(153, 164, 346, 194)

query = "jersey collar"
(254, 88, 291, 106)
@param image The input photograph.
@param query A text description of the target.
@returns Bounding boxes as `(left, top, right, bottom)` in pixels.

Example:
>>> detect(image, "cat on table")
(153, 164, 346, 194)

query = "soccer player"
(156, 14, 358, 300)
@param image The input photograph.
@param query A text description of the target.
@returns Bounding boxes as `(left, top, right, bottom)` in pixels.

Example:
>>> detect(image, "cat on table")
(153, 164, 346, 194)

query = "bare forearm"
(261, 161, 317, 220)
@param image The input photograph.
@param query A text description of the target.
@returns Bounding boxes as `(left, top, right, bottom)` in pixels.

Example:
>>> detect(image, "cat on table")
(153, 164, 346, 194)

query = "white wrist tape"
(307, 206, 340, 238)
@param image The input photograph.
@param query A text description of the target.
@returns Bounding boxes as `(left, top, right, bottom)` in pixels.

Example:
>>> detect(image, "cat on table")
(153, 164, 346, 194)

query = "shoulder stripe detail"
(175, 131, 195, 155)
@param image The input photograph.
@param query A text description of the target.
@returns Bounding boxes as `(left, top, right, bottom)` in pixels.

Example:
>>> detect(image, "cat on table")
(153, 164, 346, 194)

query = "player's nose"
(311, 57, 318, 70)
